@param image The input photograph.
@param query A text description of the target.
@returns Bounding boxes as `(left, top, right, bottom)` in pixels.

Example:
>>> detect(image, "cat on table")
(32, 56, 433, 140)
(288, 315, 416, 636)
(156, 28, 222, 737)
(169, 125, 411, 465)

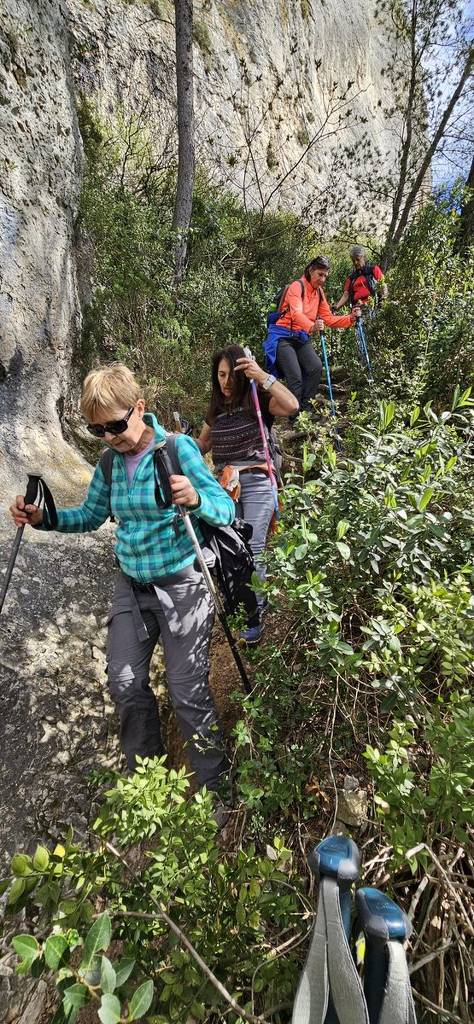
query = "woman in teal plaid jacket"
(10, 363, 235, 792)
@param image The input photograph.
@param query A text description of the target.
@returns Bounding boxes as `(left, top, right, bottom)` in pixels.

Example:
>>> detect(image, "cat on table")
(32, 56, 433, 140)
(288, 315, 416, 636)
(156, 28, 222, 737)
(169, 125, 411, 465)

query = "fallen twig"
(412, 988, 465, 1023)
(406, 843, 474, 935)
(409, 942, 453, 975)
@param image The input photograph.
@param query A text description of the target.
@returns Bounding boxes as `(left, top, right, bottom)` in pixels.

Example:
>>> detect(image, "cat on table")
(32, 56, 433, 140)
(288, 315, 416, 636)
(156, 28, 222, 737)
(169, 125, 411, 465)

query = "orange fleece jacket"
(276, 277, 354, 333)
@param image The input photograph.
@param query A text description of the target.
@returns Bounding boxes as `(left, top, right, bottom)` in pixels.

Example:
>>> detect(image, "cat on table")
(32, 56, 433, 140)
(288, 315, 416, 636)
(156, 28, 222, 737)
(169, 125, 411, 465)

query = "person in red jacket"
(263, 256, 361, 419)
(333, 245, 388, 310)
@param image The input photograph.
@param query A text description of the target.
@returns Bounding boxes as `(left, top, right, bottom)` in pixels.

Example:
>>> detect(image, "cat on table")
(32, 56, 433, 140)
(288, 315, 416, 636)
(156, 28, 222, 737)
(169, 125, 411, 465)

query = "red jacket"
(276, 277, 354, 333)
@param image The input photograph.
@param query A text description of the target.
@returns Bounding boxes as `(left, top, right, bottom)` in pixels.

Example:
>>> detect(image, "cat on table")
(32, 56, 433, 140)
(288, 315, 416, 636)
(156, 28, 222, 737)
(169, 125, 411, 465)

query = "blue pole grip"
(309, 837, 360, 1024)
(308, 834, 361, 886)
(356, 887, 411, 1024)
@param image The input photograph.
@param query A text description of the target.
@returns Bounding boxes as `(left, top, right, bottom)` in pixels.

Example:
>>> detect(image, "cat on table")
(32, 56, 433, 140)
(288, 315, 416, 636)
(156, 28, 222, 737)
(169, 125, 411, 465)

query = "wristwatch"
(262, 374, 276, 391)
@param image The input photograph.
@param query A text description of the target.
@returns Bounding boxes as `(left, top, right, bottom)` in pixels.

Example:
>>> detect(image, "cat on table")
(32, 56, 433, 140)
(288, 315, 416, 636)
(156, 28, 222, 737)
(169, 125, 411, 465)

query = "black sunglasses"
(86, 406, 135, 438)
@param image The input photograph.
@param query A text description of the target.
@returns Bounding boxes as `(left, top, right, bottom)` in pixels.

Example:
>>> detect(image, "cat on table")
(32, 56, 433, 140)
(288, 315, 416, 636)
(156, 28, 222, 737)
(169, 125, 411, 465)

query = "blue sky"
(430, 1, 473, 185)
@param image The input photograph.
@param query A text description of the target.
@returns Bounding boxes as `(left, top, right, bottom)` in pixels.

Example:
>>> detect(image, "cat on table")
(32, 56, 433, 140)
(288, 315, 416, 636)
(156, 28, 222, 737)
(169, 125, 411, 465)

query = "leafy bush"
(365, 691, 474, 867)
(2, 760, 303, 1023)
(366, 191, 474, 403)
(235, 391, 473, 833)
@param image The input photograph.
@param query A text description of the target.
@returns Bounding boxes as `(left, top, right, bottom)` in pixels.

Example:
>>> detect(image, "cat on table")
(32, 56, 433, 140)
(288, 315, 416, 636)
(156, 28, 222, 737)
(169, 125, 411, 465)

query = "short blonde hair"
(81, 363, 141, 421)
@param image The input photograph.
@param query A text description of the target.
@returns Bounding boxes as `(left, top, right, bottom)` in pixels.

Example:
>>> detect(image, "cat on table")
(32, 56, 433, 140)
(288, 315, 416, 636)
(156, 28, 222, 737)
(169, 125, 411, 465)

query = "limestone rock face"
(0, 0, 398, 504)
(66, 0, 393, 216)
(0, 0, 91, 506)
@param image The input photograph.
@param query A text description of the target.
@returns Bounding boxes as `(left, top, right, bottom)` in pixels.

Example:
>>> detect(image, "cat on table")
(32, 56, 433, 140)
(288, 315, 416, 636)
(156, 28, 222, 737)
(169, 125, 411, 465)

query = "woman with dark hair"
(197, 345, 298, 642)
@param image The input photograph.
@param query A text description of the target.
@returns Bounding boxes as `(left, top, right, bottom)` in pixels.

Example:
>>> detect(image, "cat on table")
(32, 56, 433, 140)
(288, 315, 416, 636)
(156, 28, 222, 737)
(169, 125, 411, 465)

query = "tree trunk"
(172, 0, 195, 286)
(456, 155, 474, 256)
(381, 47, 473, 270)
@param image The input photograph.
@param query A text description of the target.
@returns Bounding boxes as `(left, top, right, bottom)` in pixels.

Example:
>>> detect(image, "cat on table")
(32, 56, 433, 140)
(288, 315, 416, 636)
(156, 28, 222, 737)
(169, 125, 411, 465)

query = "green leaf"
(410, 406, 420, 426)
(335, 541, 351, 560)
(100, 955, 117, 995)
(114, 956, 135, 988)
(417, 487, 434, 512)
(11, 854, 31, 877)
(82, 913, 111, 968)
(190, 1002, 206, 1021)
(51, 1006, 77, 1024)
(452, 385, 472, 409)
(379, 400, 395, 431)
(7, 878, 26, 905)
(63, 983, 88, 1010)
(12, 935, 40, 963)
(98, 993, 121, 1024)
(128, 979, 154, 1020)
(44, 934, 70, 970)
(32, 846, 50, 872)
(336, 519, 350, 539)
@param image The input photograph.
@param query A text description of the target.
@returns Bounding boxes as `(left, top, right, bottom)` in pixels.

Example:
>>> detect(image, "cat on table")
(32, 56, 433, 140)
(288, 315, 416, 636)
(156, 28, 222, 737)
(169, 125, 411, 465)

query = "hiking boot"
(239, 623, 264, 644)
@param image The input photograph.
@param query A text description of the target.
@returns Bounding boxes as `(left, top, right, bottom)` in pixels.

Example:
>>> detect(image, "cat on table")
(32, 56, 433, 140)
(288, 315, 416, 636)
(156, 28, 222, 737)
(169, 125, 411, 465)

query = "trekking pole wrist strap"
(29, 476, 58, 531)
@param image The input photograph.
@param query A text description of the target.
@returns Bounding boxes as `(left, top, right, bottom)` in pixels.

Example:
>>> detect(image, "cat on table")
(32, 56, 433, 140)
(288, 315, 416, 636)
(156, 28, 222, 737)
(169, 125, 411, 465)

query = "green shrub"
(366, 192, 474, 403)
(235, 391, 473, 834)
(365, 691, 474, 868)
(3, 760, 302, 1022)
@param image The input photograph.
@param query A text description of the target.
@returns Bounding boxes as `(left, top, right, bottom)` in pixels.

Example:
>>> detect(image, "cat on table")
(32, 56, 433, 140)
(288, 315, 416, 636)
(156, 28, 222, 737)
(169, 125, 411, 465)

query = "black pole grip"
(24, 474, 42, 507)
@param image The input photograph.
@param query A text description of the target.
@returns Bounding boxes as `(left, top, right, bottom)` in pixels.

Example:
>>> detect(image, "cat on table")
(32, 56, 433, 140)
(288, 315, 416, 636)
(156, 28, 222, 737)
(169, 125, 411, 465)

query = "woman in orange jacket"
(263, 256, 361, 419)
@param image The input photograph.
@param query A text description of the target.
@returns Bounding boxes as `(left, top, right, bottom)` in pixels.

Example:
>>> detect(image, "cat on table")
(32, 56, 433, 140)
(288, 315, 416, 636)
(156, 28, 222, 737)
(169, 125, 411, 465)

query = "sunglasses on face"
(86, 406, 135, 438)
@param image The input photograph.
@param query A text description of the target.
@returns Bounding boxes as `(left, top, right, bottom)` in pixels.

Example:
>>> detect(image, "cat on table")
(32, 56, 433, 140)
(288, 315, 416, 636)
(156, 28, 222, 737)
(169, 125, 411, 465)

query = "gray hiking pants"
(236, 470, 275, 610)
(106, 569, 228, 788)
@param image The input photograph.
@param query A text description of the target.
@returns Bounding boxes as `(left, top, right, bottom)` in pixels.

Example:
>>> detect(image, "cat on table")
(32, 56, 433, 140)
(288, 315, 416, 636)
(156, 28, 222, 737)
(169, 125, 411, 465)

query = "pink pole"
(244, 348, 280, 518)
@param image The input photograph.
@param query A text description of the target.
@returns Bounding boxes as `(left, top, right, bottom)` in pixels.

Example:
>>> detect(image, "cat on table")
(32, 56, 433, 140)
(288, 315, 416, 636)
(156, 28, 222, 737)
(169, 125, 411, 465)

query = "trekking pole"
(0, 474, 43, 616)
(355, 320, 374, 382)
(178, 512, 252, 694)
(170, 414, 252, 695)
(292, 835, 368, 1024)
(243, 347, 279, 521)
(319, 331, 342, 453)
(355, 888, 417, 1024)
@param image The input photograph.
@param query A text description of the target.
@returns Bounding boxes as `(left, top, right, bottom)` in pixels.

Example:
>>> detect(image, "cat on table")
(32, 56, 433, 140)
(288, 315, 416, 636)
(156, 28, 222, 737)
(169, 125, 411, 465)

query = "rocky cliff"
(0, 0, 397, 501)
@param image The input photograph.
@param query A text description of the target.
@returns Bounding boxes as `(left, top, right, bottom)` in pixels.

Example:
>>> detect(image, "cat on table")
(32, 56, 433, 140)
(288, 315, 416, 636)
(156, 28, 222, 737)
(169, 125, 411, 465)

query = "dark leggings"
(276, 338, 322, 417)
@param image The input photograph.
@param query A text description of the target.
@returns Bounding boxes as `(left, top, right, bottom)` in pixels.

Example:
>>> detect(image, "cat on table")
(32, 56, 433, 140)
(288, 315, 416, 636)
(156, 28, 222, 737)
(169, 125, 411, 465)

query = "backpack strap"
(150, 433, 183, 509)
(348, 264, 376, 304)
(278, 276, 305, 313)
(99, 434, 185, 515)
(99, 447, 116, 519)
(99, 447, 116, 487)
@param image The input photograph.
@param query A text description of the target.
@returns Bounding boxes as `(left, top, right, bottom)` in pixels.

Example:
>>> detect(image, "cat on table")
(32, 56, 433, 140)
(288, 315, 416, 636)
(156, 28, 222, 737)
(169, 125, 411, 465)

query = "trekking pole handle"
(355, 887, 411, 943)
(0, 475, 43, 616)
(308, 835, 360, 937)
(24, 474, 42, 509)
(355, 888, 412, 1024)
(308, 835, 360, 884)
